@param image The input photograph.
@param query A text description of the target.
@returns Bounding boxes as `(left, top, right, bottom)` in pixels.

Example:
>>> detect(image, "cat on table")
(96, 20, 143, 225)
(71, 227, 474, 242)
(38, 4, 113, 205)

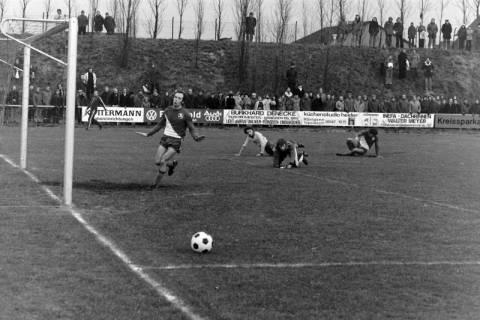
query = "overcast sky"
(2, 0, 471, 40)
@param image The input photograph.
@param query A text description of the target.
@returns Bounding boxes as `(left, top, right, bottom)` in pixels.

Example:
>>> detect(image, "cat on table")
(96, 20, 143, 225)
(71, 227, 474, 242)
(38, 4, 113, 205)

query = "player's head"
(173, 91, 184, 109)
(276, 139, 288, 151)
(244, 126, 254, 136)
(368, 128, 378, 136)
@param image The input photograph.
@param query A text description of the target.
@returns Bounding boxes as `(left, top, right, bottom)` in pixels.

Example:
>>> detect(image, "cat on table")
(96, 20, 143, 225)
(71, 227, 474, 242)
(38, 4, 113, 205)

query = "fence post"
(215, 19, 218, 40)
(294, 21, 298, 42)
(171, 17, 174, 40)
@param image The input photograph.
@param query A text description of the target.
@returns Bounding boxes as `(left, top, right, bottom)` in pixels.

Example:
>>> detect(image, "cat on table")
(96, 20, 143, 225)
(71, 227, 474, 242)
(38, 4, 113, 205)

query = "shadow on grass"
(41, 179, 184, 191)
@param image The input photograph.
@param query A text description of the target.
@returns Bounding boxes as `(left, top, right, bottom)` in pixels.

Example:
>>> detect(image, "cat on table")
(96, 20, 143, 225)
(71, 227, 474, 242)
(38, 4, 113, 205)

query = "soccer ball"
(191, 231, 213, 253)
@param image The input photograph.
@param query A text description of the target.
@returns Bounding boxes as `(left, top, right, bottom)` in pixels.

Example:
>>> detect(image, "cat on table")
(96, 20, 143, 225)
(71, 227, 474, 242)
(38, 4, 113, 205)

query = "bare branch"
(419, 0, 433, 25)
(455, 0, 470, 25)
(146, 0, 165, 39)
(377, 0, 386, 24)
(316, 0, 327, 30)
(176, 0, 189, 39)
(212, 0, 226, 40)
(271, 0, 293, 44)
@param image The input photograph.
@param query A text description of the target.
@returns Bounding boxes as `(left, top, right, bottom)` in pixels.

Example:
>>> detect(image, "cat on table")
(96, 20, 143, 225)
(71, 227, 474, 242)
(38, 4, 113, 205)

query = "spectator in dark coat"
(384, 17, 394, 48)
(150, 89, 162, 108)
(94, 11, 104, 33)
(76, 90, 88, 124)
(368, 17, 380, 47)
(398, 49, 408, 79)
(104, 13, 116, 34)
(225, 92, 236, 109)
(427, 19, 438, 48)
(6, 85, 20, 104)
(311, 94, 323, 111)
(458, 25, 467, 50)
(407, 22, 416, 48)
(422, 58, 434, 94)
(393, 18, 404, 48)
(119, 88, 129, 107)
(101, 86, 112, 105)
(110, 87, 120, 106)
(245, 12, 256, 42)
(286, 63, 298, 91)
(441, 19, 452, 50)
(77, 10, 89, 35)
(184, 88, 195, 108)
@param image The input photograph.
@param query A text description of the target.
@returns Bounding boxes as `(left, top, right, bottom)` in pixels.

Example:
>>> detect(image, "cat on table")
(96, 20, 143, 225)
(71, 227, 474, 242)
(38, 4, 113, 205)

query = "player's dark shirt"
(150, 106, 196, 139)
(273, 141, 296, 168)
(359, 131, 378, 147)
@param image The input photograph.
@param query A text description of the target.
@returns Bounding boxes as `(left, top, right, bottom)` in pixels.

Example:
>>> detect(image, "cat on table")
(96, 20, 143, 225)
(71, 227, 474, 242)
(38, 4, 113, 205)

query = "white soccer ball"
(191, 231, 213, 253)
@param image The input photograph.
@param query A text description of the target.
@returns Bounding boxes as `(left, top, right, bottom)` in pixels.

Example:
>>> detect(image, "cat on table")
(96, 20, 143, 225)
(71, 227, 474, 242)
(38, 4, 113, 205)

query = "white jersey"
(243, 131, 268, 154)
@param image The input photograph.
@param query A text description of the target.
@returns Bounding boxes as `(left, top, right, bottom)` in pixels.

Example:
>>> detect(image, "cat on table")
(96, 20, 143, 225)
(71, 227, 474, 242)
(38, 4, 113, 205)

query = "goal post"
(0, 18, 78, 206)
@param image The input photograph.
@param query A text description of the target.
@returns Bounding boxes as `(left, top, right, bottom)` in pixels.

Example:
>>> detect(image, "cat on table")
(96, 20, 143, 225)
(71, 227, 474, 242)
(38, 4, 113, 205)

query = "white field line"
(144, 260, 480, 270)
(228, 157, 480, 215)
(0, 154, 206, 320)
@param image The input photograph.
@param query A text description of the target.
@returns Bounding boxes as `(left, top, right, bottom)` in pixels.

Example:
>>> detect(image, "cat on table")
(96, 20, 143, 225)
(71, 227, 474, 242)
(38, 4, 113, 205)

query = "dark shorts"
(265, 142, 274, 156)
(160, 135, 182, 153)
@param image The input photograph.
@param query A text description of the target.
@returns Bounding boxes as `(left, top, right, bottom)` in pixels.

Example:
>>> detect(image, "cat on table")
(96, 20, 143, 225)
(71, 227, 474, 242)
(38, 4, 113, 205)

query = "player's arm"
(146, 116, 166, 137)
(258, 135, 267, 156)
(291, 144, 299, 167)
(373, 138, 379, 157)
(99, 96, 107, 111)
(186, 118, 204, 141)
(236, 137, 250, 156)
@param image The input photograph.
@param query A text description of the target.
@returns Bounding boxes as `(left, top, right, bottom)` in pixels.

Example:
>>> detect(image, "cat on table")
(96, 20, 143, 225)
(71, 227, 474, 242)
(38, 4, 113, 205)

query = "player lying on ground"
(337, 128, 380, 157)
(273, 138, 308, 168)
(143, 91, 205, 188)
(235, 126, 274, 157)
(85, 90, 107, 130)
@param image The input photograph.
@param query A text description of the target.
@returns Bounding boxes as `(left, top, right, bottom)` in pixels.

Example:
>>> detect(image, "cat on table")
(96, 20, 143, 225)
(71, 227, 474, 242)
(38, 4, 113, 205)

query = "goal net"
(0, 17, 78, 205)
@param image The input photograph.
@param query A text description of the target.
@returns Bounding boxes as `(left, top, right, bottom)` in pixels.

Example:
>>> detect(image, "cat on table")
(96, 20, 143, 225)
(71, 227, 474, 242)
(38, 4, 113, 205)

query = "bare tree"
(253, 0, 264, 42)
(438, 0, 450, 44)
(118, 0, 141, 67)
(176, 0, 188, 39)
(271, 0, 293, 43)
(377, 0, 386, 25)
(395, 0, 410, 26)
(193, 0, 205, 67)
(64, 0, 74, 18)
(146, 0, 165, 39)
(316, 0, 327, 30)
(108, 0, 122, 31)
(233, 0, 252, 40)
(419, 0, 433, 25)
(472, 0, 480, 19)
(43, 0, 52, 19)
(212, 0, 226, 40)
(358, 0, 371, 22)
(338, 0, 349, 23)
(0, 0, 8, 22)
(20, 0, 31, 33)
(456, 0, 470, 24)
(301, 0, 310, 38)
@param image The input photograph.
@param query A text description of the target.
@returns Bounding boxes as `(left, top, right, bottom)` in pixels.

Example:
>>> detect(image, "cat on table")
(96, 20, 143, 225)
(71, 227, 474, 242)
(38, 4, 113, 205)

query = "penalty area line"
(143, 260, 480, 270)
(0, 154, 206, 320)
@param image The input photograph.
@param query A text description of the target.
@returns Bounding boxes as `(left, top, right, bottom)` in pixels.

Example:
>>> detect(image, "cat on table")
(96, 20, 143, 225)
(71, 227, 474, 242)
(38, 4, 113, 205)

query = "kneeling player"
(235, 126, 274, 157)
(338, 128, 379, 157)
(273, 138, 308, 168)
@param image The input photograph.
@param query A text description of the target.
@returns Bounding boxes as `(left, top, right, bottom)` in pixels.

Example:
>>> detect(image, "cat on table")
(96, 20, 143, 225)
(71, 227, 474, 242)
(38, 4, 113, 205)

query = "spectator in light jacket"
(427, 18, 438, 49)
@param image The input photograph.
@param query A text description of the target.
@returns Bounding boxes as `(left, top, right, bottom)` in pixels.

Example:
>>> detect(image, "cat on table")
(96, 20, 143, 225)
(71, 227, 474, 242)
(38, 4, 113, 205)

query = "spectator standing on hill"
(286, 63, 298, 91)
(81, 68, 96, 99)
(104, 13, 116, 34)
(398, 94, 409, 113)
(54, 9, 64, 20)
(385, 56, 394, 88)
(427, 19, 438, 48)
(352, 15, 362, 47)
(409, 49, 420, 79)
(466, 27, 473, 51)
(384, 17, 394, 48)
(422, 58, 434, 94)
(344, 92, 354, 112)
(245, 12, 256, 42)
(354, 95, 365, 112)
(101, 86, 112, 105)
(441, 20, 452, 50)
(368, 94, 380, 112)
(408, 22, 416, 48)
(335, 96, 345, 111)
(398, 49, 408, 79)
(393, 18, 403, 48)
(369, 17, 380, 47)
(458, 25, 467, 50)
(94, 11, 104, 33)
(77, 10, 89, 35)
(418, 23, 426, 48)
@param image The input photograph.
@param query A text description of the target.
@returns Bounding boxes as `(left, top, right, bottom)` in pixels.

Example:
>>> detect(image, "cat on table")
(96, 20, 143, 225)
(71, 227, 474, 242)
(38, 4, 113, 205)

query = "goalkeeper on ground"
(273, 138, 308, 169)
(338, 128, 380, 157)
(235, 126, 274, 157)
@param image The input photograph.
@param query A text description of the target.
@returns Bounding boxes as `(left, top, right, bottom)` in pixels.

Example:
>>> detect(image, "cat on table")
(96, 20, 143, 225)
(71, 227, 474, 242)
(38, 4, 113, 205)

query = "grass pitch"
(1, 125, 480, 319)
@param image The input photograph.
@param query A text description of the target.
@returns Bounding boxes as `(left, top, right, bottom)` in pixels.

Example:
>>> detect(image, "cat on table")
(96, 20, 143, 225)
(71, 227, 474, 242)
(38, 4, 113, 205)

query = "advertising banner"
(81, 107, 144, 123)
(143, 108, 223, 124)
(434, 114, 480, 129)
(302, 111, 350, 127)
(348, 113, 382, 127)
(223, 110, 302, 125)
(378, 113, 434, 128)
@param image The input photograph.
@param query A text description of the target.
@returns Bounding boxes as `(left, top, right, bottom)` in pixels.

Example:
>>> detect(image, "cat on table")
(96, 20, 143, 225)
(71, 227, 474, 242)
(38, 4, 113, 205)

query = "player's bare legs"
(153, 146, 177, 187)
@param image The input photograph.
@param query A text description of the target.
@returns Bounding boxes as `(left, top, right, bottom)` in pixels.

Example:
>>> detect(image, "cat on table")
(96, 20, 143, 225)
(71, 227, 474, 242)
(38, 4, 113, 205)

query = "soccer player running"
(337, 128, 380, 157)
(85, 90, 107, 130)
(144, 91, 204, 188)
(235, 126, 274, 157)
(273, 138, 308, 169)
